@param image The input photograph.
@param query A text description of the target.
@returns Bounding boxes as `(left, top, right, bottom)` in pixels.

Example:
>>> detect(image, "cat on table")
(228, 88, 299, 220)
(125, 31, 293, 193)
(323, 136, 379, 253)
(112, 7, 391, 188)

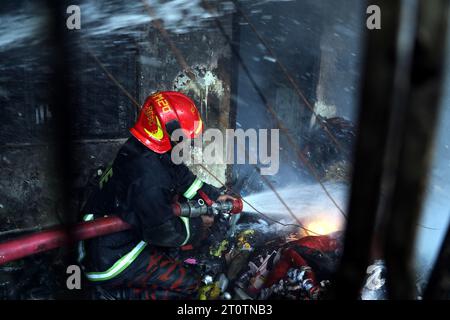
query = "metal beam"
(331, 0, 403, 299)
(383, 0, 449, 299)
(424, 224, 450, 299)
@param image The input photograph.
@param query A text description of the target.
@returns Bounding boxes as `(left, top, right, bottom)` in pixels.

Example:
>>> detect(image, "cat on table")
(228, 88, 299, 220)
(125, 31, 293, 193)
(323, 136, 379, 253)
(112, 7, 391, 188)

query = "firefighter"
(78, 91, 233, 300)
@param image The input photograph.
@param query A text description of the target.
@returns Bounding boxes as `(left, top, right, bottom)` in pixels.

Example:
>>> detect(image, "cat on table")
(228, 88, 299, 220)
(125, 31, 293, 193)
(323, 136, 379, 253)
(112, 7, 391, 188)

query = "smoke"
(0, 5, 46, 52)
(0, 0, 234, 53)
(80, 0, 233, 38)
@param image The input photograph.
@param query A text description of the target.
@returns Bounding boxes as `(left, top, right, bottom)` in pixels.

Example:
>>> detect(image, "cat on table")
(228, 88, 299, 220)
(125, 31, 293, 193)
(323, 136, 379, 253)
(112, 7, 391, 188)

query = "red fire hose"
(0, 217, 130, 265)
(0, 198, 243, 266)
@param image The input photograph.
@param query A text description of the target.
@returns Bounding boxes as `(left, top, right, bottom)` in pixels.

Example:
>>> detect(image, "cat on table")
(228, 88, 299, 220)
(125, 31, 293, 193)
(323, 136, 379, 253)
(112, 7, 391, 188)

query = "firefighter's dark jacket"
(82, 137, 221, 272)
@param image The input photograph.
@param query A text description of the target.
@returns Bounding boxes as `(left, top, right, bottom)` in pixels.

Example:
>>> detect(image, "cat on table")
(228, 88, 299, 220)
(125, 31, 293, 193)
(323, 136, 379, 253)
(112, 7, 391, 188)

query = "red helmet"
(130, 91, 203, 153)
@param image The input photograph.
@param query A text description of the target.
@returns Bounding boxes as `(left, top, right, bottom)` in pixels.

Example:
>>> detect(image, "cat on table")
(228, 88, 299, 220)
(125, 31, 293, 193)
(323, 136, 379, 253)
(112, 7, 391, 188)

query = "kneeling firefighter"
(78, 91, 233, 299)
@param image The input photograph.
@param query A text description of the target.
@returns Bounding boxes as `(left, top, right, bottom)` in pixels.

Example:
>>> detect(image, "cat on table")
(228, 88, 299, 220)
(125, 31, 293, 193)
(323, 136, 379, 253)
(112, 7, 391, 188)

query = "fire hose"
(0, 198, 243, 266)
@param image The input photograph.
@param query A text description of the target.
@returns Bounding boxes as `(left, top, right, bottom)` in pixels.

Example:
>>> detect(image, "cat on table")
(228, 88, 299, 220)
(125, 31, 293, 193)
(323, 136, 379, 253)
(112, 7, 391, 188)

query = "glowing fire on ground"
(303, 215, 343, 236)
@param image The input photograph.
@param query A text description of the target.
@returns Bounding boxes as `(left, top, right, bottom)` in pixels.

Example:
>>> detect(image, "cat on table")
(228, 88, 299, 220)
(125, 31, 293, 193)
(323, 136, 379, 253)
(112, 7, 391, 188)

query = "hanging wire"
(87, 47, 141, 109)
(196, 162, 321, 235)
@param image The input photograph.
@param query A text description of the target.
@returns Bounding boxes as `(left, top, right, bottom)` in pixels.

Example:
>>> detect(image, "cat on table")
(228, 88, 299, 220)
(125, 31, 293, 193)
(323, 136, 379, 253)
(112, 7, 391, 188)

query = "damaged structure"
(0, 0, 449, 300)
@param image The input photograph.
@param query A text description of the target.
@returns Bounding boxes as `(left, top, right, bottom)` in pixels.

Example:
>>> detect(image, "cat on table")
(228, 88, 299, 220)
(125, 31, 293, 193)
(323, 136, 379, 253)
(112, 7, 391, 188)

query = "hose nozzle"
(174, 198, 243, 218)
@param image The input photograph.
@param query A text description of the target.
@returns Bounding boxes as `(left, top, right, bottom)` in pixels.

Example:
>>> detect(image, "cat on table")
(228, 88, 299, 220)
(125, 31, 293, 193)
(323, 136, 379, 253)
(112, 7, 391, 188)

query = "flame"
(305, 218, 340, 236)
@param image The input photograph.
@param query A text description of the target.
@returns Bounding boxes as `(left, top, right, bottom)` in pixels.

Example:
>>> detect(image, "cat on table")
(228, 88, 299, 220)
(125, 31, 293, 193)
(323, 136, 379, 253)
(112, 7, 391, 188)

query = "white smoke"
(0, 9, 46, 51)
(80, 0, 223, 37)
